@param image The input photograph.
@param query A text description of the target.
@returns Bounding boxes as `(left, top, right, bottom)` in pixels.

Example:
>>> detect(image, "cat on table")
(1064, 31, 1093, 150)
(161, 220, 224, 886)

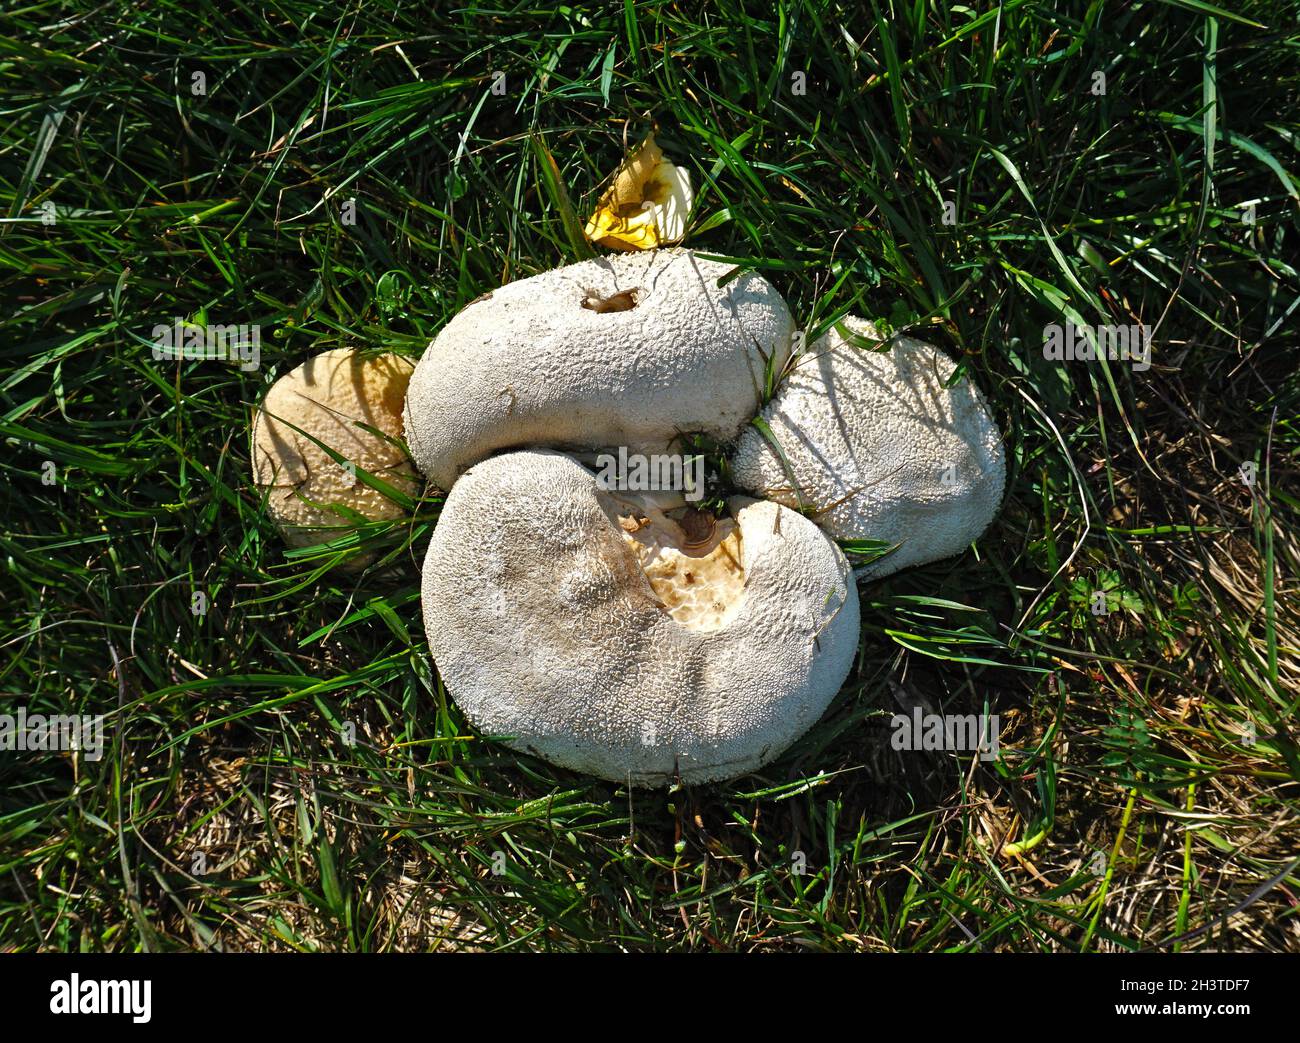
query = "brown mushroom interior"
(613, 503, 746, 633)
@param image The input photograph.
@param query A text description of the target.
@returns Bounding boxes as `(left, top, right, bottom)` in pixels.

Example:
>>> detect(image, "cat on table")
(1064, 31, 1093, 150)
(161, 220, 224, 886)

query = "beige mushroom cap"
(252, 348, 418, 564)
(730, 318, 1005, 579)
(421, 449, 860, 786)
(403, 248, 794, 490)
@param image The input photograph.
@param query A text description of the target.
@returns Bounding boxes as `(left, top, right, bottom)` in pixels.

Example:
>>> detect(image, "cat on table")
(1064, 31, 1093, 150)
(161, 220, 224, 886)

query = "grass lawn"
(2, 0, 1297, 952)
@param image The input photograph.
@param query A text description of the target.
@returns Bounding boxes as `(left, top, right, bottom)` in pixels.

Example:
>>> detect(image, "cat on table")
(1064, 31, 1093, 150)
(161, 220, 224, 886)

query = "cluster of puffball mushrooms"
(251, 144, 1005, 789)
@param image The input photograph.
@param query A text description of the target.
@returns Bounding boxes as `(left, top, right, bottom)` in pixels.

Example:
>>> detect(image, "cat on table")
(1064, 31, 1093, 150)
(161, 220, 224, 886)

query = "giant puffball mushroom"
(421, 449, 860, 786)
(252, 347, 418, 567)
(403, 248, 794, 491)
(730, 317, 1005, 579)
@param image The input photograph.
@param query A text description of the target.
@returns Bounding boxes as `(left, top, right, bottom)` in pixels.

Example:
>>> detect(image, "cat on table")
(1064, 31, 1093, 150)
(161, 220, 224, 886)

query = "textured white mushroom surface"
(403, 248, 794, 490)
(251, 348, 417, 560)
(731, 318, 1005, 579)
(421, 450, 860, 786)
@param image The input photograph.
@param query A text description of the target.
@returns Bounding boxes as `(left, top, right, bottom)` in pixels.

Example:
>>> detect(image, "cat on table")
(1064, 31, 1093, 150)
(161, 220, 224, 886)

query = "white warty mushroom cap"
(403, 248, 794, 490)
(731, 317, 1005, 579)
(421, 450, 860, 786)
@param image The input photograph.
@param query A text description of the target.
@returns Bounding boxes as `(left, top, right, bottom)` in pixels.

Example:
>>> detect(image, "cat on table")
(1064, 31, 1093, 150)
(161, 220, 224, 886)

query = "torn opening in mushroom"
(612, 502, 746, 633)
(581, 287, 640, 313)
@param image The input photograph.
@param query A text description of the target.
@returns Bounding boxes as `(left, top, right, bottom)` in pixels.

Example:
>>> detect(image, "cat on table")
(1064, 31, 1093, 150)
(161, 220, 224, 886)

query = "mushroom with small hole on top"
(402, 248, 794, 491)
(420, 449, 860, 786)
(251, 347, 418, 568)
(730, 317, 1005, 579)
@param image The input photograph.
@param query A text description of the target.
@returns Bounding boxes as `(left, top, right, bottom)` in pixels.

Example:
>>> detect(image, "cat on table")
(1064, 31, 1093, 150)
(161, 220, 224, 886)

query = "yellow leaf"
(585, 133, 692, 251)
